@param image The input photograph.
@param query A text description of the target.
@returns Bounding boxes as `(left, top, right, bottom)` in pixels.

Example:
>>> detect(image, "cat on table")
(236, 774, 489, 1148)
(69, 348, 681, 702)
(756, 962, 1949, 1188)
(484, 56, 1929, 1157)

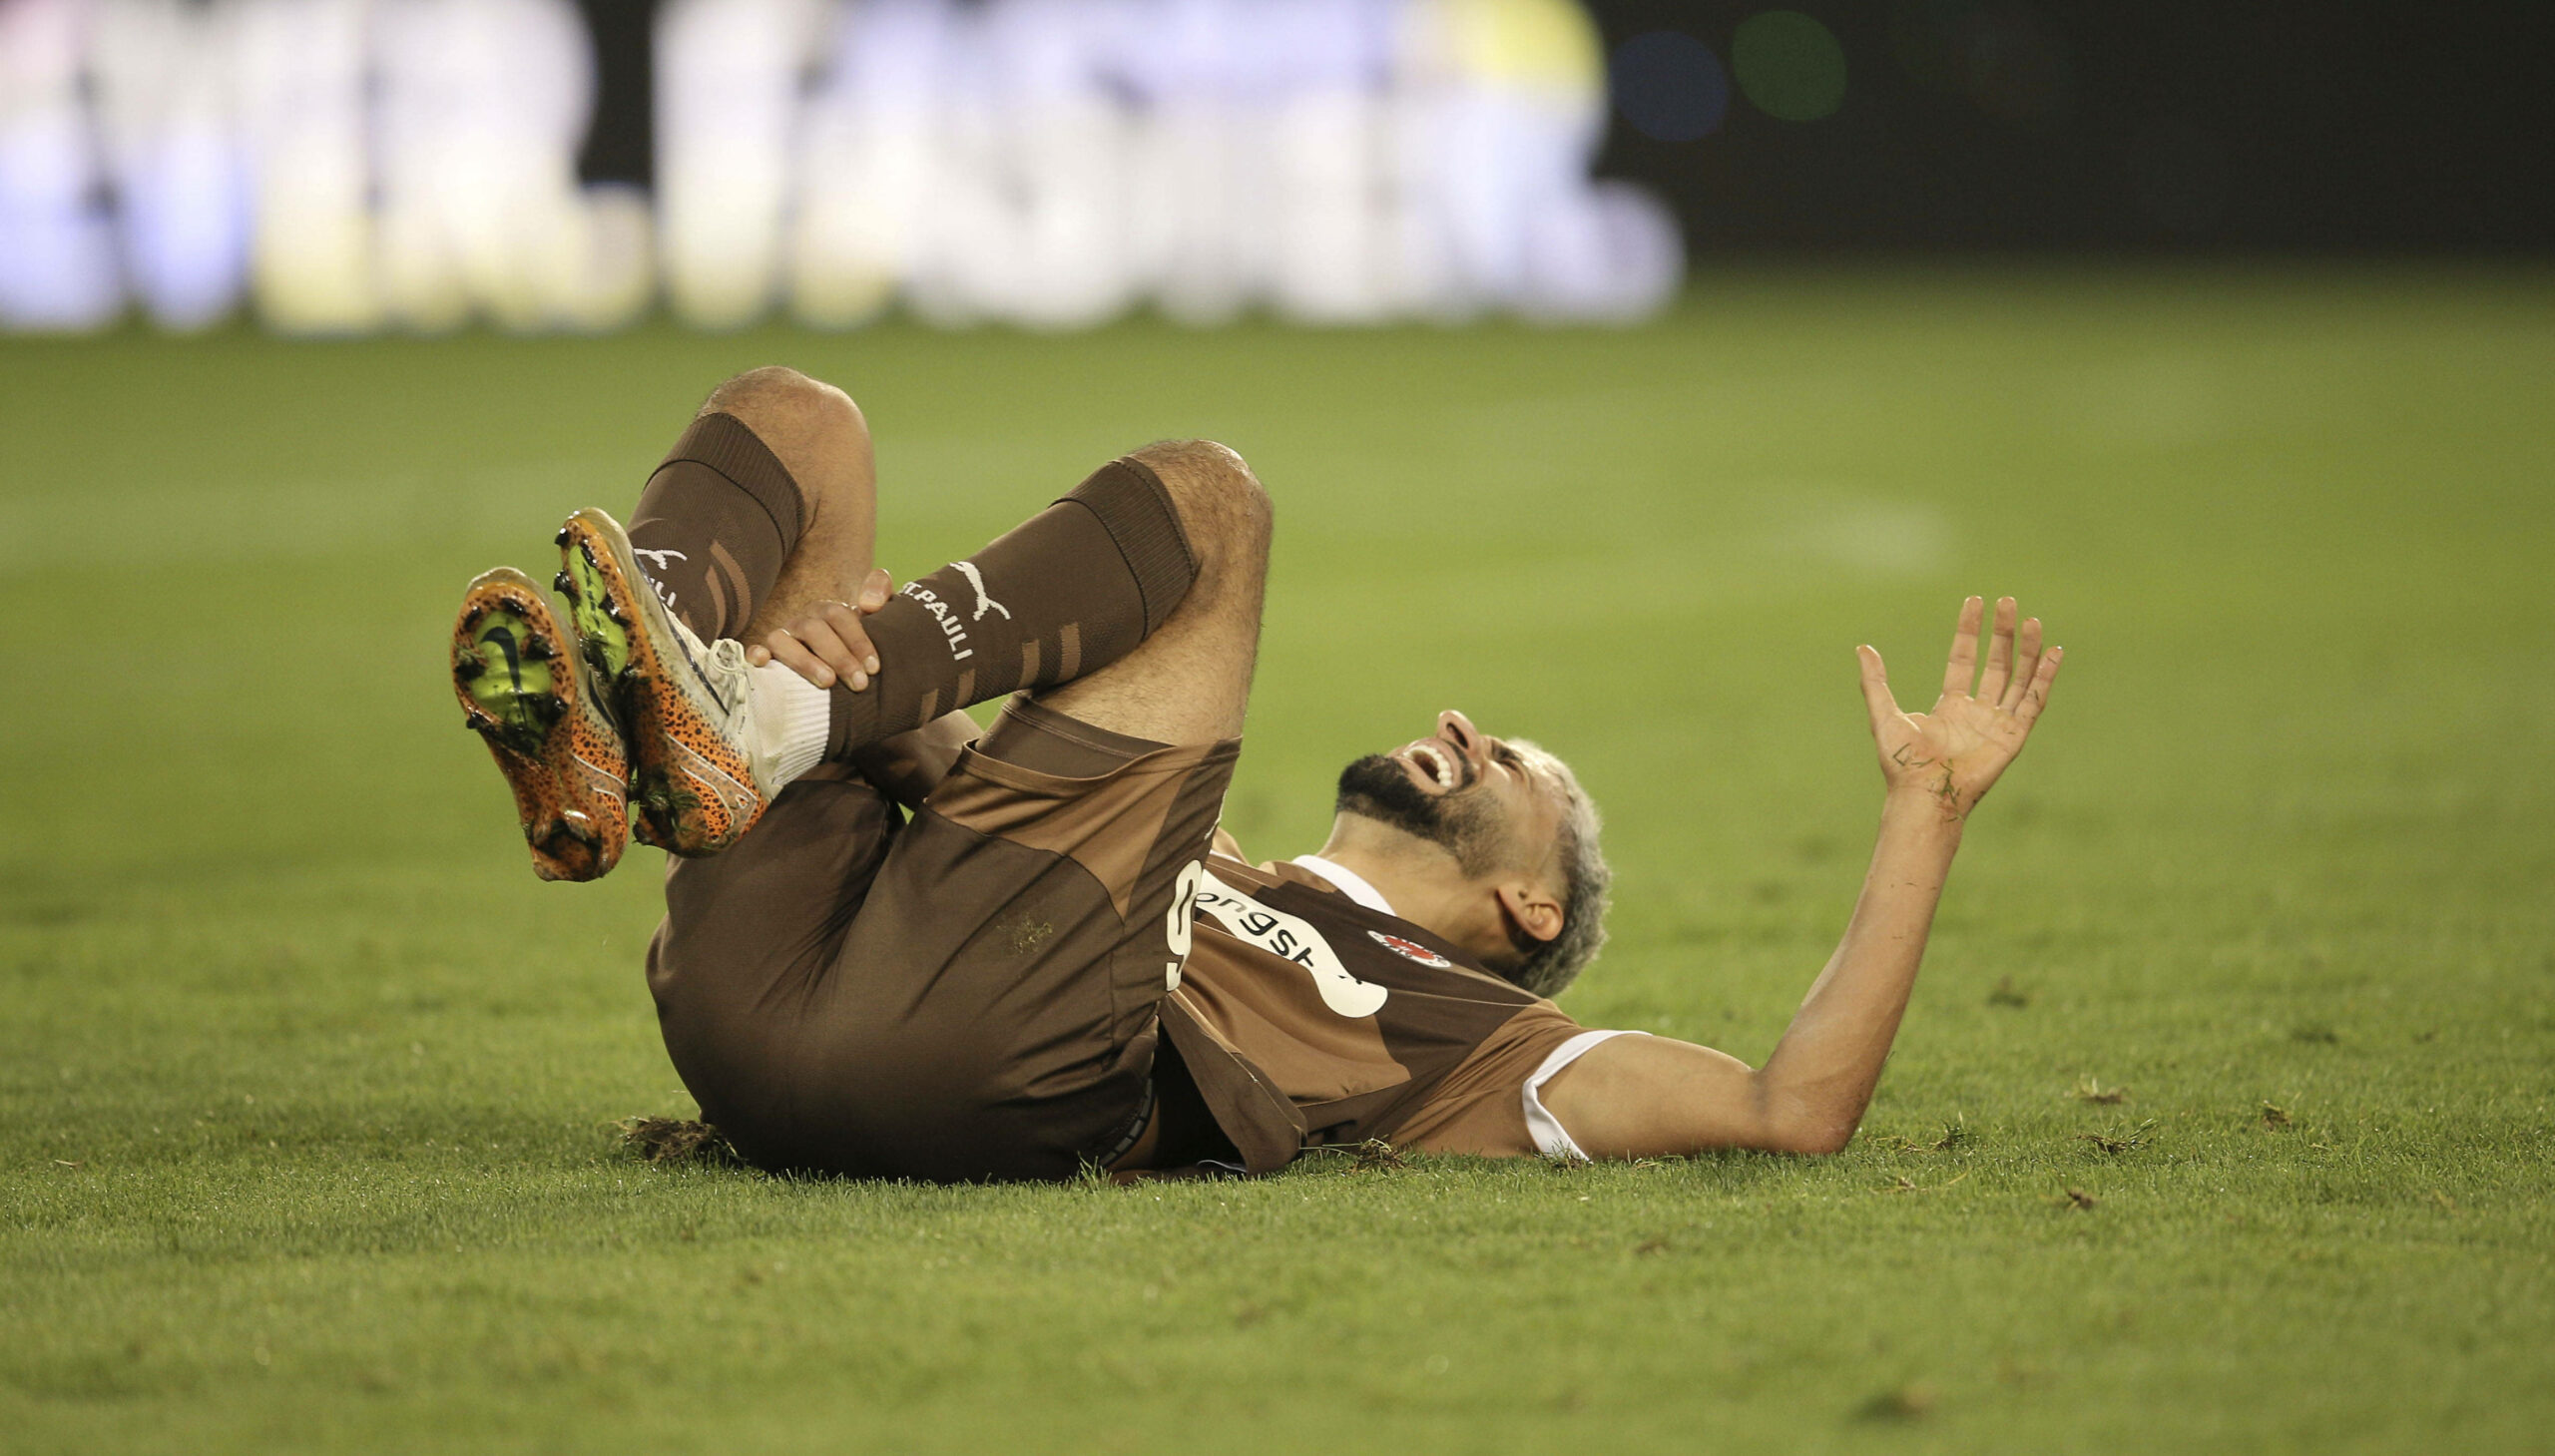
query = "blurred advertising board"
(0, 0, 1680, 333)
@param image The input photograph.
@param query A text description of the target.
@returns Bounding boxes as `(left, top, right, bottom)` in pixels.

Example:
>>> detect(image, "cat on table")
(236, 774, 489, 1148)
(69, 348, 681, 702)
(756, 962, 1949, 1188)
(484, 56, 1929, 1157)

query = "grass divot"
(1345, 1139, 1410, 1174)
(2078, 1120, 2157, 1156)
(615, 1117, 745, 1168)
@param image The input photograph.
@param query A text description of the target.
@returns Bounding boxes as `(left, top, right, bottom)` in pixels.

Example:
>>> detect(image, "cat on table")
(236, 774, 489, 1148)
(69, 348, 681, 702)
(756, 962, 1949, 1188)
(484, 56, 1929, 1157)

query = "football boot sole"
(553, 507, 766, 855)
(450, 567, 630, 881)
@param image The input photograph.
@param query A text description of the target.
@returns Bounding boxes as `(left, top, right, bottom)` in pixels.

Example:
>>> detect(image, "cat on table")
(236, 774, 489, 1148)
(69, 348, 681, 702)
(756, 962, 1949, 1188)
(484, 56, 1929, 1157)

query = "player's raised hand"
(1855, 596, 2063, 820)
(748, 567, 894, 690)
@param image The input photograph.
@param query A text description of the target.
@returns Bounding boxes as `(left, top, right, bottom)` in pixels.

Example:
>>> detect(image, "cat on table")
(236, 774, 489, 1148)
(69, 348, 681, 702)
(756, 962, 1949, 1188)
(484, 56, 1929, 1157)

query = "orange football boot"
(450, 567, 630, 881)
(553, 507, 771, 855)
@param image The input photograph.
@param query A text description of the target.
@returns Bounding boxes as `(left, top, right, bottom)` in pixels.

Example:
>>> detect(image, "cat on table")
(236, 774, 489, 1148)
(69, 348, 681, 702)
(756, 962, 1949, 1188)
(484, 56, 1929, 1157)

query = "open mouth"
(1399, 740, 1465, 793)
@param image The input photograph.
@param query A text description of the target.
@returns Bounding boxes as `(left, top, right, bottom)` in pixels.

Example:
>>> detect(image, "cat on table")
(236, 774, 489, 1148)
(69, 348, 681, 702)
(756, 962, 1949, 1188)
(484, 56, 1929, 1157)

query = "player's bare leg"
(560, 359, 1263, 855)
(745, 425, 1271, 752)
(1029, 438, 1271, 745)
(691, 365, 881, 639)
(683, 366, 975, 799)
(711, 367, 1242, 770)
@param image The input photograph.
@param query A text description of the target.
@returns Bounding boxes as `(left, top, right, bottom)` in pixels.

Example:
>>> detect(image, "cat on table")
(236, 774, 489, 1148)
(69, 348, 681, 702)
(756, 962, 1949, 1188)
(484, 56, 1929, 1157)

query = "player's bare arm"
(1541, 596, 2064, 1159)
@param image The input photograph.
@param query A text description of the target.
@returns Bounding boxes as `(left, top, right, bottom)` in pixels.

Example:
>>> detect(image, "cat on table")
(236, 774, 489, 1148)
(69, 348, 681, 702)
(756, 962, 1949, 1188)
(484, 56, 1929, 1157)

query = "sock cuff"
(1058, 459, 1196, 638)
(658, 412, 805, 550)
(748, 663, 831, 792)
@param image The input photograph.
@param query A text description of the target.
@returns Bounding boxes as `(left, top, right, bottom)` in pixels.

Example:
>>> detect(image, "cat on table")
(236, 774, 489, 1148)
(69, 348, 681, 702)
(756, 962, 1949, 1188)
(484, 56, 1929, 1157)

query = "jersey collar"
(1285, 855, 1396, 917)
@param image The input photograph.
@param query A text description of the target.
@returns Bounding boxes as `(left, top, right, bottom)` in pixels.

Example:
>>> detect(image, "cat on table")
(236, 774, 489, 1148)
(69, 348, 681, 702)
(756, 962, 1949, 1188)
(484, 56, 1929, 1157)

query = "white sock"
(744, 662, 830, 792)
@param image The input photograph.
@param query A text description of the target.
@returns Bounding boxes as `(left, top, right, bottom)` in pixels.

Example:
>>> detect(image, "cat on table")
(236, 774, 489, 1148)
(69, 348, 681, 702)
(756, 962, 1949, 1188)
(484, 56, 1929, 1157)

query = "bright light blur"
(0, 0, 1684, 334)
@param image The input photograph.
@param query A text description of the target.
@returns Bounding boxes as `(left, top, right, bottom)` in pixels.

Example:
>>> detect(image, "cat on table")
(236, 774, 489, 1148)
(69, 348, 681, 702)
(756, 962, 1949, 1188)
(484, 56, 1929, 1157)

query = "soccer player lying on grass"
(448, 367, 2064, 1180)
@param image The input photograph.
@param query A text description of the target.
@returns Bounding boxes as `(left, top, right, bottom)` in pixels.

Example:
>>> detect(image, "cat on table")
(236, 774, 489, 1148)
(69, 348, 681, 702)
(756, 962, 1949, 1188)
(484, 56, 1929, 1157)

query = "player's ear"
(1495, 880, 1564, 946)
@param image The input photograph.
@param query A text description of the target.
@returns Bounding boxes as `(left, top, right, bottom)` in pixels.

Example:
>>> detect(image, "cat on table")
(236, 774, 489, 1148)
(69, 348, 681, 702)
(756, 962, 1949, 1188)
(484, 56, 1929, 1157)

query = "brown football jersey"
(1157, 856, 1592, 1172)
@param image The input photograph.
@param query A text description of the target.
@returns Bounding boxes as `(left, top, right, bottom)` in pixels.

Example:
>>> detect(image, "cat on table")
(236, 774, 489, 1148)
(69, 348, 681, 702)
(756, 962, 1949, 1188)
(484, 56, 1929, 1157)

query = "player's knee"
(1127, 438, 1271, 576)
(703, 365, 868, 452)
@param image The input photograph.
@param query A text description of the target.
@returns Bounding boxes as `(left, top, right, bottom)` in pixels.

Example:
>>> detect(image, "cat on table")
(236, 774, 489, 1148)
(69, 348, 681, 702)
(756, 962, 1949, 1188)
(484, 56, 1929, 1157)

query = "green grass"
(4, 265, 2552, 1453)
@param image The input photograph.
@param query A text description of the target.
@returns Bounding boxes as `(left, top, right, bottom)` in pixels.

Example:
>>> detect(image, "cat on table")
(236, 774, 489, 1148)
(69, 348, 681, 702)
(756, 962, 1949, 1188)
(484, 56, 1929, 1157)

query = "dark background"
(571, 0, 2555, 252)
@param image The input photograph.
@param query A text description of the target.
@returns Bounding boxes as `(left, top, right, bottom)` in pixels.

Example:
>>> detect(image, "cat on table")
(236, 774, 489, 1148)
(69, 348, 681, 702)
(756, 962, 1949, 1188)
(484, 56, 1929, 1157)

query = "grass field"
(3, 265, 2551, 1454)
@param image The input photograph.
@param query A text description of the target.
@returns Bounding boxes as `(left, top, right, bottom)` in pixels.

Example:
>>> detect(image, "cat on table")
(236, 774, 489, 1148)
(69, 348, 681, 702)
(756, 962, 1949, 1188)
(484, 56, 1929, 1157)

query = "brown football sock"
(824, 459, 1194, 758)
(626, 412, 803, 643)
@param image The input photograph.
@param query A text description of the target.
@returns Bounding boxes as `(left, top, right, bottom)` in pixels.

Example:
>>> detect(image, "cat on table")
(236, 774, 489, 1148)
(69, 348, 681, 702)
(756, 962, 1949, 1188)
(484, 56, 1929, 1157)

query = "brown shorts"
(644, 695, 1240, 1183)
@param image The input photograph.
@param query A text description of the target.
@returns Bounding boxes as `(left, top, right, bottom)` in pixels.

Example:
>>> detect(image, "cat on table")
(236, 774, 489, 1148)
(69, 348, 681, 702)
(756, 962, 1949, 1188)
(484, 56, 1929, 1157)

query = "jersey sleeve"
(1517, 1028, 1648, 1160)
(1384, 1001, 1612, 1158)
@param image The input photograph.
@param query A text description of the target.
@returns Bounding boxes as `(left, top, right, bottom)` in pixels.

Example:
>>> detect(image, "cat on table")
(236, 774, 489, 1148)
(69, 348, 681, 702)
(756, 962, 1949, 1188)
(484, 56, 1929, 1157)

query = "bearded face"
(1332, 712, 1605, 996)
(1333, 711, 1574, 885)
(1333, 749, 1513, 878)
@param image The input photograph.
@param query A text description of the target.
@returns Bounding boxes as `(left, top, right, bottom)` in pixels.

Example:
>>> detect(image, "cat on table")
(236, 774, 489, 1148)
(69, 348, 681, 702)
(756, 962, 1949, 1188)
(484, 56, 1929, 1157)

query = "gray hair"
(1501, 738, 1610, 999)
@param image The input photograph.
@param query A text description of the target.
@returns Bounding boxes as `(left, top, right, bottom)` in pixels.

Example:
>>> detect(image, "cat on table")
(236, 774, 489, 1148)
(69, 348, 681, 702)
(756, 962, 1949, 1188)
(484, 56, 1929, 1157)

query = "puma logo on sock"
(954, 560, 1012, 623)
(629, 548, 687, 618)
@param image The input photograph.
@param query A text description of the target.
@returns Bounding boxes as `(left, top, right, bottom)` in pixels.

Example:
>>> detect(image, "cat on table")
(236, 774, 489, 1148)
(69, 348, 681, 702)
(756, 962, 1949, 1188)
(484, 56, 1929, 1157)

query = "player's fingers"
(817, 601, 881, 681)
(2014, 647, 2063, 725)
(1857, 645, 1898, 733)
(2000, 617, 2044, 712)
(1977, 597, 2017, 703)
(781, 604, 856, 679)
(746, 642, 771, 667)
(764, 629, 836, 689)
(793, 613, 873, 692)
(857, 568, 894, 612)
(1942, 596, 1983, 700)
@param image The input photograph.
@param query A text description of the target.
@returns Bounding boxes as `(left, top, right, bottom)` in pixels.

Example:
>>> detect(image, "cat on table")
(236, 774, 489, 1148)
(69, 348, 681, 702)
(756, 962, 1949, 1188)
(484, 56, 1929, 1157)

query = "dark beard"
(1334, 754, 1503, 876)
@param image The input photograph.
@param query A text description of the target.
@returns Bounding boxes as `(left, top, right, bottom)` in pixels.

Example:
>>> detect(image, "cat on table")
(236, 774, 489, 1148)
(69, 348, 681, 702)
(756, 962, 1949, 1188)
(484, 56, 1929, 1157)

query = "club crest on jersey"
(1367, 931, 1452, 968)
